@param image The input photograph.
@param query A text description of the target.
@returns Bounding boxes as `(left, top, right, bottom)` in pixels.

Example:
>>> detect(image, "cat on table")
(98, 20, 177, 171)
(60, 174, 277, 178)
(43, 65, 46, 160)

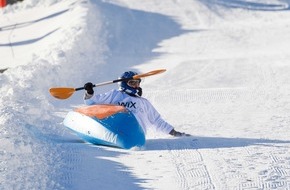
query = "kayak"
(63, 104, 145, 149)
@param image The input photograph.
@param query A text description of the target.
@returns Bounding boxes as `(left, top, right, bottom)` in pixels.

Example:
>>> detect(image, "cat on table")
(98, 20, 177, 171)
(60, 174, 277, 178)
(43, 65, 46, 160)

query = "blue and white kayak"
(63, 104, 145, 149)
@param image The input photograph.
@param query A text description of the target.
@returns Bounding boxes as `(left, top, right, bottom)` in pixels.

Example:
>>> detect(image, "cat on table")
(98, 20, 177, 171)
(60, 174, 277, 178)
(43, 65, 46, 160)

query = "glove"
(137, 87, 142, 97)
(84, 82, 94, 95)
(169, 129, 191, 137)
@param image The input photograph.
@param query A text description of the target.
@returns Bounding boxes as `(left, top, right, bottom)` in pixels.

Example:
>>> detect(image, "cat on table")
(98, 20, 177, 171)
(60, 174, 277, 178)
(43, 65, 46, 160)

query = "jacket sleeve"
(84, 89, 116, 105)
(144, 99, 174, 134)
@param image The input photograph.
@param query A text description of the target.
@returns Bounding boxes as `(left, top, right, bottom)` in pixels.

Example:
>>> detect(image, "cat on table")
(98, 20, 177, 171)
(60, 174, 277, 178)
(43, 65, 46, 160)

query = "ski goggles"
(127, 79, 141, 87)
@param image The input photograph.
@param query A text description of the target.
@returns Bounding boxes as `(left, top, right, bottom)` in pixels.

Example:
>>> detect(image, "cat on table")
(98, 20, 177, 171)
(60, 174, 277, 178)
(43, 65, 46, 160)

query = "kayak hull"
(63, 105, 145, 149)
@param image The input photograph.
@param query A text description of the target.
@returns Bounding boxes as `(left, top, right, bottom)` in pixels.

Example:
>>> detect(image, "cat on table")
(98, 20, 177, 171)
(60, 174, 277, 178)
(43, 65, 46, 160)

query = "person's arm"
(145, 100, 190, 137)
(83, 82, 116, 105)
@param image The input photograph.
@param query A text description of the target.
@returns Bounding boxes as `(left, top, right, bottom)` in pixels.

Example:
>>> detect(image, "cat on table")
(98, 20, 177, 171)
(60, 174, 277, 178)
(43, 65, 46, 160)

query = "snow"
(1, 0, 290, 189)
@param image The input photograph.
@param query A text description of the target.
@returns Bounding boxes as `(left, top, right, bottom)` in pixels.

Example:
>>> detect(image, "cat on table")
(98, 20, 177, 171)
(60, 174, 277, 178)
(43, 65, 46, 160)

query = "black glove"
(84, 82, 94, 95)
(137, 87, 142, 97)
(169, 129, 191, 137)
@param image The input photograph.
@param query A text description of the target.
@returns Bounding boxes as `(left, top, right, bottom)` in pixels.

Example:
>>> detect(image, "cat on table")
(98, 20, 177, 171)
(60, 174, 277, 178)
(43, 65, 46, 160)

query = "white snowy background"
(1, 0, 290, 189)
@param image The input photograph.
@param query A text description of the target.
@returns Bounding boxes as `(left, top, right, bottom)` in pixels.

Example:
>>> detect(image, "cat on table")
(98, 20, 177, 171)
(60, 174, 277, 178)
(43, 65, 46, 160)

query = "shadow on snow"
(24, 123, 147, 190)
(87, 1, 192, 93)
(0, 29, 59, 46)
(57, 137, 146, 190)
(199, 0, 290, 11)
(0, 9, 69, 31)
(145, 136, 290, 151)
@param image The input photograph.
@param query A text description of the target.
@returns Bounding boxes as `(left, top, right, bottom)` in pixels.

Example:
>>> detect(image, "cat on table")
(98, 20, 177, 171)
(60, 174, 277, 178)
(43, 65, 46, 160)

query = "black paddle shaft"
(74, 77, 133, 91)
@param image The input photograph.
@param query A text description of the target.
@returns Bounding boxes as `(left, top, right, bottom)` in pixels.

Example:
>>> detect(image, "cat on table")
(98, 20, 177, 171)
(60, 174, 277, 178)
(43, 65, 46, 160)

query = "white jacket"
(84, 89, 174, 134)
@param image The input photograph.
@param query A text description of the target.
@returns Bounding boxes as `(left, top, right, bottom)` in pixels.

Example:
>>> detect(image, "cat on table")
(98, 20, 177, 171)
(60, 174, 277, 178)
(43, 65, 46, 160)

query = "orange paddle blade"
(49, 88, 76, 99)
(133, 69, 166, 79)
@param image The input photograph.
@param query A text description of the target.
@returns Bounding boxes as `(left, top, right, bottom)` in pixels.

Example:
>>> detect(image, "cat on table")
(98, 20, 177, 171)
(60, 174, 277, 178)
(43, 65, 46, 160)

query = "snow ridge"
(1, 0, 290, 189)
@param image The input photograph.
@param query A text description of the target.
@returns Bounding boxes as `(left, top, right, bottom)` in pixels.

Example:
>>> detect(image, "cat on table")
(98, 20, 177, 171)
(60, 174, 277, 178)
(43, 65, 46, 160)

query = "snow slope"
(1, 0, 290, 189)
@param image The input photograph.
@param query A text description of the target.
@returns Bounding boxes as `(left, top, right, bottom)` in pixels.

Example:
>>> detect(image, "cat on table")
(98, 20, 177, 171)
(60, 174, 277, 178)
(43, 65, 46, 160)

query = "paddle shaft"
(75, 78, 132, 91)
(49, 69, 166, 99)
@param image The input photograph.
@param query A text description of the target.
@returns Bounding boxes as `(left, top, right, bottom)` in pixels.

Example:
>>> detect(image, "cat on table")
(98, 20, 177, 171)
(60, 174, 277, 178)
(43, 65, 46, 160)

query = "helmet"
(119, 71, 142, 97)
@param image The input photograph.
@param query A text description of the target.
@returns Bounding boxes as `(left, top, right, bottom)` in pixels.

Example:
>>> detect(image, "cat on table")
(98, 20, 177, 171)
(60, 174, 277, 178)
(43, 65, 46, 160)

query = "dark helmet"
(119, 71, 142, 97)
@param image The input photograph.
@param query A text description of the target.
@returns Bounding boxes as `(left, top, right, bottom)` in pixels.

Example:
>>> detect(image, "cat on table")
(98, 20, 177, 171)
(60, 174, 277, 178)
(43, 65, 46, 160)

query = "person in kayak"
(83, 71, 189, 137)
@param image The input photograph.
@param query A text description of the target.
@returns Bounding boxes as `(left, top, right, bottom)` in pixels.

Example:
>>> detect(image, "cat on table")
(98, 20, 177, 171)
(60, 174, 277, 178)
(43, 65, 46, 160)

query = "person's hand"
(84, 82, 94, 95)
(169, 129, 191, 137)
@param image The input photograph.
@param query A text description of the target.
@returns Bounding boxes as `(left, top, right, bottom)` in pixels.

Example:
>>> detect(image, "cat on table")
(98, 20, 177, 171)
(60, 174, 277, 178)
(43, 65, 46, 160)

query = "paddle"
(49, 69, 166, 99)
